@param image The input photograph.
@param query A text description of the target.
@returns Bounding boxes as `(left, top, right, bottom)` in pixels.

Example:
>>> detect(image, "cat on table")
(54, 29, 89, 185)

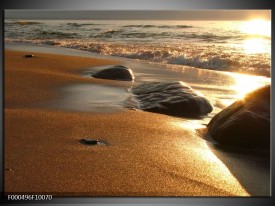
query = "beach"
(4, 47, 270, 196)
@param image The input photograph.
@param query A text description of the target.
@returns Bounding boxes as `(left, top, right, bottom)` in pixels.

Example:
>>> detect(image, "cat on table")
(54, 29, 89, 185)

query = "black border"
(0, 0, 273, 205)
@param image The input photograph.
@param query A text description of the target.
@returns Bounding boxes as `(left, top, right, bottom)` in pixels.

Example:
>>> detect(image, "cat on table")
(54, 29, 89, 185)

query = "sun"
(239, 19, 271, 54)
(240, 19, 271, 37)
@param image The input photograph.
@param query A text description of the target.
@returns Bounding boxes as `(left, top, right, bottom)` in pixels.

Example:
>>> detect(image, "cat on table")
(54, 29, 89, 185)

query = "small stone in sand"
(24, 54, 35, 58)
(79, 139, 99, 145)
(79, 138, 108, 146)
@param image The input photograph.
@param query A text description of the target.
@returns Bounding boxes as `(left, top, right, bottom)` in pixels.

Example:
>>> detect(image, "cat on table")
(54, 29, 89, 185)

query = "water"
(4, 19, 271, 124)
(5, 19, 271, 77)
(51, 84, 132, 113)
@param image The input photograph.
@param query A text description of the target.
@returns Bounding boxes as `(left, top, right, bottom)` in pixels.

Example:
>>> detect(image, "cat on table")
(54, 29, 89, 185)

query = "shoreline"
(6, 42, 272, 79)
(5, 39, 271, 78)
(4, 46, 270, 196)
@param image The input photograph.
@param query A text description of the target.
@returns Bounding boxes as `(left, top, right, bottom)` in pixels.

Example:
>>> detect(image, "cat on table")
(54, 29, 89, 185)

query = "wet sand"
(4, 49, 269, 196)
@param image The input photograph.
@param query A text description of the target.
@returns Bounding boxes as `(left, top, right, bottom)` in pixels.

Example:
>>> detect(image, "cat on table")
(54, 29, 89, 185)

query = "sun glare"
(243, 38, 266, 54)
(240, 19, 271, 37)
(229, 73, 270, 99)
(239, 19, 271, 54)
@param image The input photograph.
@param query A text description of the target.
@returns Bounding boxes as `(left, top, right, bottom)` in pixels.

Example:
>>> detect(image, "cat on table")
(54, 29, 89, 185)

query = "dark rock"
(92, 65, 134, 81)
(207, 85, 270, 150)
(79, 139, 108, 146)
(79, 139, 99, 145)
(132, 81, 213, 118)
(24, 54, 34, 58)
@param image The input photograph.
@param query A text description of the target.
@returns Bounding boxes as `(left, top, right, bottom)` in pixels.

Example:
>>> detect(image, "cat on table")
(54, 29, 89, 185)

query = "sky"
(5, 10, 271, 20)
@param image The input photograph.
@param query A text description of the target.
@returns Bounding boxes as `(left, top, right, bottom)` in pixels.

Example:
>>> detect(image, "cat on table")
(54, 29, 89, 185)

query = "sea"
(5, 19, 271, 77)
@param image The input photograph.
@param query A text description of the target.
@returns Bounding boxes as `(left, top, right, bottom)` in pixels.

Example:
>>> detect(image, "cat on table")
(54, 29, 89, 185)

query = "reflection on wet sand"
(206, 142, 270, 196)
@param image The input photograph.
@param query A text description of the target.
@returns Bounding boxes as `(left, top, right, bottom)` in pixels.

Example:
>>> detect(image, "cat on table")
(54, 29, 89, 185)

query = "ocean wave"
(93, 30, 269, 42)
(101, 29, 123, 34)
(123, 24, 155, 28)
(122, 51, 270, 76)
(121, 32, 150, 38)
(36, 31, 79, 39)
(92, 29, 124, 38)
(169, 55, 238, 69)
(93, 31, 174, 39)
(92, 30, 170, 39)
(167, 55, 270, 77)
(178, 33, 241, 41)
(66, 22, 102, 27)
(160, 25, 193, 29)
(123, 24, 193, 29)
(12, 21, 43, 25)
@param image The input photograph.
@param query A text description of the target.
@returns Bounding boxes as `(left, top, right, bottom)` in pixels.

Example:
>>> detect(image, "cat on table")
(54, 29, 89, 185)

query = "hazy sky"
(5, 10, 271, 20)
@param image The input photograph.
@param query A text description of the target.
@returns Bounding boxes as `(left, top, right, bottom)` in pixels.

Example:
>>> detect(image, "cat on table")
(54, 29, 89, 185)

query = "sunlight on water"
(239, 19, 271, 55)
(240, 19, 271, 37)
(243, 38, 269, 54)
(51, 83, 131, 112)
(228, 73, 270, 99)
(176, 121, 207, 130)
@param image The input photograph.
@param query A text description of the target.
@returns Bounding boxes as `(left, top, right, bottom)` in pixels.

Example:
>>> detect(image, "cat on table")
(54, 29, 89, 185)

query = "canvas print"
(4, 10, 271, 197)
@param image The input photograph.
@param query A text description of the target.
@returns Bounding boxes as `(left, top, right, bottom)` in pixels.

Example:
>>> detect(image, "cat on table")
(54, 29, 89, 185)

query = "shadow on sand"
(207, 142, 270, 196)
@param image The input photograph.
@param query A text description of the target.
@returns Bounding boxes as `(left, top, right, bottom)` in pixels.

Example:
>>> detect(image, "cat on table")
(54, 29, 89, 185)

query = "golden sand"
(4, 50, 251, 196)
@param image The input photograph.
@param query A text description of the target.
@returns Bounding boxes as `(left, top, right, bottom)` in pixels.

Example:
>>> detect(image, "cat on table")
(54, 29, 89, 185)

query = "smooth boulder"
(132, 81, 213, 118)
(92, 65, 134, 81)
(207, 85, 270, 150)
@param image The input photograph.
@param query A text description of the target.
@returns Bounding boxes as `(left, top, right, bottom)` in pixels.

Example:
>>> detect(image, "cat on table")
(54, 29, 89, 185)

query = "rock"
(92, 65, 134, 81)
(207, 85, 270, 150)
(79, 139, 108, 146)
(24, 54, 35, 58)
(132, 81, 213, 118)
(79, 139, 99, 145)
